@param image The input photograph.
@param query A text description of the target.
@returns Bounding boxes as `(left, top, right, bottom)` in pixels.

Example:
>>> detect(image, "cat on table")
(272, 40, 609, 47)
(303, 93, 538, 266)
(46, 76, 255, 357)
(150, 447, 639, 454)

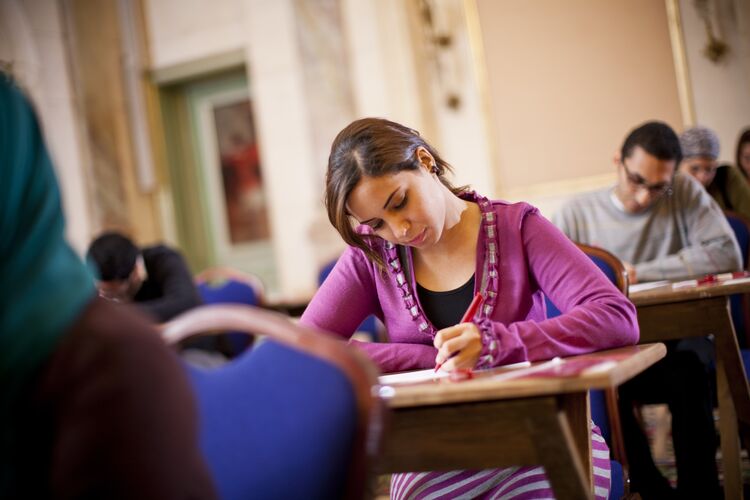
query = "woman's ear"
(415, 146, 435, 173)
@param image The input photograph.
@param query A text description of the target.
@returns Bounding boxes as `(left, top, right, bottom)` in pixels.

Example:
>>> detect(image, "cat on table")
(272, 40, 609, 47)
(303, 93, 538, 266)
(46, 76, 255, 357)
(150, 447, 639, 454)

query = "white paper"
(377, 360, 532, 385)
(628, 280, 670, 294)
(377, 368, 450, 385)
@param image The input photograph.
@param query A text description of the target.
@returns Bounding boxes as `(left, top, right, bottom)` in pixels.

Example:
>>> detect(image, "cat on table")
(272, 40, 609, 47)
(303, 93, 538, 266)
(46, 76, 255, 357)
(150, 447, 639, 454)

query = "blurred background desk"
(631, 279, 750, 499)
(376, 344, 665, 500)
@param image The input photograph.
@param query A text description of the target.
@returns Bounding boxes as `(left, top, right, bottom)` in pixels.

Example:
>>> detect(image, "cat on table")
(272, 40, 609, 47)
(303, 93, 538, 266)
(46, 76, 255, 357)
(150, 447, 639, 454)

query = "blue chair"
(320, 258, 384, 342)
(162, 304, 385, 500)
(194, 267, 266, 357)
(724, 211, 750, 350)
(545, 242, 629, 499)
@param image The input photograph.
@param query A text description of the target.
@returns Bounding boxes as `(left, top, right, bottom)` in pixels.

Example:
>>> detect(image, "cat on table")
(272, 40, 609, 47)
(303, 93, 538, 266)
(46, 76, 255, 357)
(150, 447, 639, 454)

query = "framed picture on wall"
(185, 72, 277, 291)
(212, 99, 270, 244)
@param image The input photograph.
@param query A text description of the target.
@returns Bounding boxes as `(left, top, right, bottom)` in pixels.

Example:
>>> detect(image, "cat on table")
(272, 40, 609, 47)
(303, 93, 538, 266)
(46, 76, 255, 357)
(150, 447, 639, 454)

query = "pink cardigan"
(301, 195, 639, 373)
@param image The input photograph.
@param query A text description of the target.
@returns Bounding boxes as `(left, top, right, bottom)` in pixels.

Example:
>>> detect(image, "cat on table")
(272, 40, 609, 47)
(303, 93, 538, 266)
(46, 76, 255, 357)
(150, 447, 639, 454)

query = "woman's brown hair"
(325, 118, 467, 269)
(736, 128, 750, 179)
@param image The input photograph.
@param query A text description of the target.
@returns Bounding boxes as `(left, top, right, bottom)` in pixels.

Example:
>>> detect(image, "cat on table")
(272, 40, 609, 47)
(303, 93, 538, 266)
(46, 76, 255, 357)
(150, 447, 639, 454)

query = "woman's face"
(679, 156, 718, 187)
(346, 165, 446, 248)
(740, 143, 750, 177)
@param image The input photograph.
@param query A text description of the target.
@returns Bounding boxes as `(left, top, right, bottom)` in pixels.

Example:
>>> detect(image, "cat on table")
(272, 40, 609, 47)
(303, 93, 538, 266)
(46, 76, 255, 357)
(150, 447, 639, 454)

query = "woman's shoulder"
(462, 193, 542, 235)
(462, 191, 538, 216)
(487, 198, 538, 213)
(485, 198, 540, 226)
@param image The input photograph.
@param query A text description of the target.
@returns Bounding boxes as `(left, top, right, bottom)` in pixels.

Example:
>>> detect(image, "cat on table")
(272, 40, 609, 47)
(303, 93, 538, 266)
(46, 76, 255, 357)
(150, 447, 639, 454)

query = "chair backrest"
(575, 243, 629, 294)
(193, 268, 266, 356)
(195, 267, 265, 306)
(162, 305, 384, 500)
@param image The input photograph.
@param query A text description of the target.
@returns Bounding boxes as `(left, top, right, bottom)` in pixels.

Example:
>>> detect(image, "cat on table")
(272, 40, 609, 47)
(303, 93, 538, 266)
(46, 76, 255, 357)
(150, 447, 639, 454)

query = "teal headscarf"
(0, 74, 95, 468)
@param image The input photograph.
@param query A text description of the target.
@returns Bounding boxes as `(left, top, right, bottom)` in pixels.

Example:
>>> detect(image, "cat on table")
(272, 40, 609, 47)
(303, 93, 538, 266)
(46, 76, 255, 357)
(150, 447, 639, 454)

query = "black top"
(416, 275, 476, 330)
(134, 245, 202, 322)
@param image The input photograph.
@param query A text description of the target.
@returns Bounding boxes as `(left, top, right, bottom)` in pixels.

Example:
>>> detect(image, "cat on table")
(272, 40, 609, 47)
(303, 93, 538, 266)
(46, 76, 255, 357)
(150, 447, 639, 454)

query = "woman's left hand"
(433, 322, 482, 371)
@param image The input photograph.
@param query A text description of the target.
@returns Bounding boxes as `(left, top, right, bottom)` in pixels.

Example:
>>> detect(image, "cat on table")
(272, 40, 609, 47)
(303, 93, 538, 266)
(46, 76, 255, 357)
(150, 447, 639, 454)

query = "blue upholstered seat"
(188, 341, 357, 499)
(194, 268, 265, 356)
(163, 305, 384, 500)
(197, 278, 261, 307)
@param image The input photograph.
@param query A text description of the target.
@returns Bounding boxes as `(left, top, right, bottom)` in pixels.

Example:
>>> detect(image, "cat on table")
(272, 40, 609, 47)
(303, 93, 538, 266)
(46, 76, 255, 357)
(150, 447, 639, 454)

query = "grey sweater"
(553, 173, 742, 281)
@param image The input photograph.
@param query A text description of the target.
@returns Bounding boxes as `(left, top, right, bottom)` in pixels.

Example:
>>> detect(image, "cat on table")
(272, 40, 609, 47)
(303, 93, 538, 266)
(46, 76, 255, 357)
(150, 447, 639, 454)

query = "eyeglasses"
(96, 280, 131, 303)
(621, 160, 672, 196)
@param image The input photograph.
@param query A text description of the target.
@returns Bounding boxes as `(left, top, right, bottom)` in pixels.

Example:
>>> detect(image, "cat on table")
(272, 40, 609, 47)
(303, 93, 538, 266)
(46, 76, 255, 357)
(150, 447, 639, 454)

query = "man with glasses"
(554, 121, 740, 499)
(555, 120, 740, 284)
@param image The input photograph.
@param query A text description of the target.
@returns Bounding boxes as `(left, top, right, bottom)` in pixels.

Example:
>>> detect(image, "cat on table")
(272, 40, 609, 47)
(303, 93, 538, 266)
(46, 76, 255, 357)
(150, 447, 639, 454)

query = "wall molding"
(666, 0, 696, 126)
(150, 48, 246, 85)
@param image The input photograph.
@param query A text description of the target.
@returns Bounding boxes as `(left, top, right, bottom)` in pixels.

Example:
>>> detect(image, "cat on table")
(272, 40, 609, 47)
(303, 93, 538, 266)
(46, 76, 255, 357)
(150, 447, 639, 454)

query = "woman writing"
(300, 118, 638, 499)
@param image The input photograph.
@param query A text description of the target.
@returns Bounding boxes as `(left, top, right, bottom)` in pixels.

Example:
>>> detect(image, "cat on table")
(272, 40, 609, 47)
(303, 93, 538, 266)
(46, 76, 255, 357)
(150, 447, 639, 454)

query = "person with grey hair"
(679, 125, 750, 221)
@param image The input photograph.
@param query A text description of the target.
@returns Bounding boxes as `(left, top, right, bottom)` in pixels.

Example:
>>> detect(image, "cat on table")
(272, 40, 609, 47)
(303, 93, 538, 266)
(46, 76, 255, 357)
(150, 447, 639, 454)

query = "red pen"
(698, 271, 750, 285)
(435, 292, 484, 373)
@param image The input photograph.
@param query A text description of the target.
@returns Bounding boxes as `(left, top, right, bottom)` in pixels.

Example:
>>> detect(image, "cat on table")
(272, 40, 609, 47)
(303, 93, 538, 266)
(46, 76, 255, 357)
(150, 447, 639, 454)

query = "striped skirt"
(391, 422, 611, 500)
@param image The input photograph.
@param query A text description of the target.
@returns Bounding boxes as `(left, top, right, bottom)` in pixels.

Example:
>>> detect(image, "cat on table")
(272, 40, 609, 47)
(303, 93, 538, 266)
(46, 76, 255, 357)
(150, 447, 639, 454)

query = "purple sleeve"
(349, 339, 438, 372)
(476, 211, 639, 368)
(300, 247, 438, 372)
(300, 247, 380, 338)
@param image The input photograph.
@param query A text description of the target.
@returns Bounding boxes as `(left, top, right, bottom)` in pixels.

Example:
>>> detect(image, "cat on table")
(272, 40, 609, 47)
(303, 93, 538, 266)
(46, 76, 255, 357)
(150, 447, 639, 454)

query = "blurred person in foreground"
(554, 121, 740, 499)
(0, 71, 215, 498)
(87, 231, 202, 322)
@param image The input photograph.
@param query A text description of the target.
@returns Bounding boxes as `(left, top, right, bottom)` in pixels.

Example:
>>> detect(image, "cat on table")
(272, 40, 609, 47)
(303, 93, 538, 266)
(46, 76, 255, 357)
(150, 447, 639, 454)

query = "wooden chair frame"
(575, 242, 630, 293)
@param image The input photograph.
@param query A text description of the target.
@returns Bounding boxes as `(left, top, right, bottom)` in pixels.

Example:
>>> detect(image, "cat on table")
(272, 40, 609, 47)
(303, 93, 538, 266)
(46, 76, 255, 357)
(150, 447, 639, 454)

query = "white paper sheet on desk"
(378, 360, 532, 385)
(628, 280, 670, 294)
(673, 276, 750, 289)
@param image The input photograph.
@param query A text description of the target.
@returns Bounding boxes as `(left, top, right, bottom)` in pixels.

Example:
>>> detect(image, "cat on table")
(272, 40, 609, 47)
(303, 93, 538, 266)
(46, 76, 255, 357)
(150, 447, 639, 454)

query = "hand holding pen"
(434, 292, 484, 372)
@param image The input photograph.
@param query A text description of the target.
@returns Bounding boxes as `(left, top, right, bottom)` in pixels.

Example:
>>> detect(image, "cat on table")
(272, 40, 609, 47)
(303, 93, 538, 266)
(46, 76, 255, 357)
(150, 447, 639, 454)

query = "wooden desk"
(376, 344, 666, 500)
(631, 278, 750, 498)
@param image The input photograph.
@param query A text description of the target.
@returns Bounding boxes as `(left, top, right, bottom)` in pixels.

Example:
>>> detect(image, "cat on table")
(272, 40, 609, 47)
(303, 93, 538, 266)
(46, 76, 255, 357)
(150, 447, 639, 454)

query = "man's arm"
(551, 202, 579, 241)
(138, 247, 202, 322)
(635, 177, 742, 281)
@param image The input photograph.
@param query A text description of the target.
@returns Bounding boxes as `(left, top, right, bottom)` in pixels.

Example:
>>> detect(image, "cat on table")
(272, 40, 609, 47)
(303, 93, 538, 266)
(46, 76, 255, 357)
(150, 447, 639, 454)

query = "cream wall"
(241, 0, 320, 300)
(143, 0, 246, 69)
(411, 0, 495, 197)
(679, 0, 750, 162)
(475, 0, 684, 217)
(143, 0, 435, 299)
(7, 0, 745, 298)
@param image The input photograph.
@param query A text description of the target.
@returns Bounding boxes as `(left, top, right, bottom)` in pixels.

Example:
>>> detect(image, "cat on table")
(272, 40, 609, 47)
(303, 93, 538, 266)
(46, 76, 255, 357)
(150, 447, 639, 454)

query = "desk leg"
(530, 394, 592, 500)
(717, 353, 743, 499)
(562, 392, 593, 493)
(713, 298, 750, 429)
(713, 297, 749, 499)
